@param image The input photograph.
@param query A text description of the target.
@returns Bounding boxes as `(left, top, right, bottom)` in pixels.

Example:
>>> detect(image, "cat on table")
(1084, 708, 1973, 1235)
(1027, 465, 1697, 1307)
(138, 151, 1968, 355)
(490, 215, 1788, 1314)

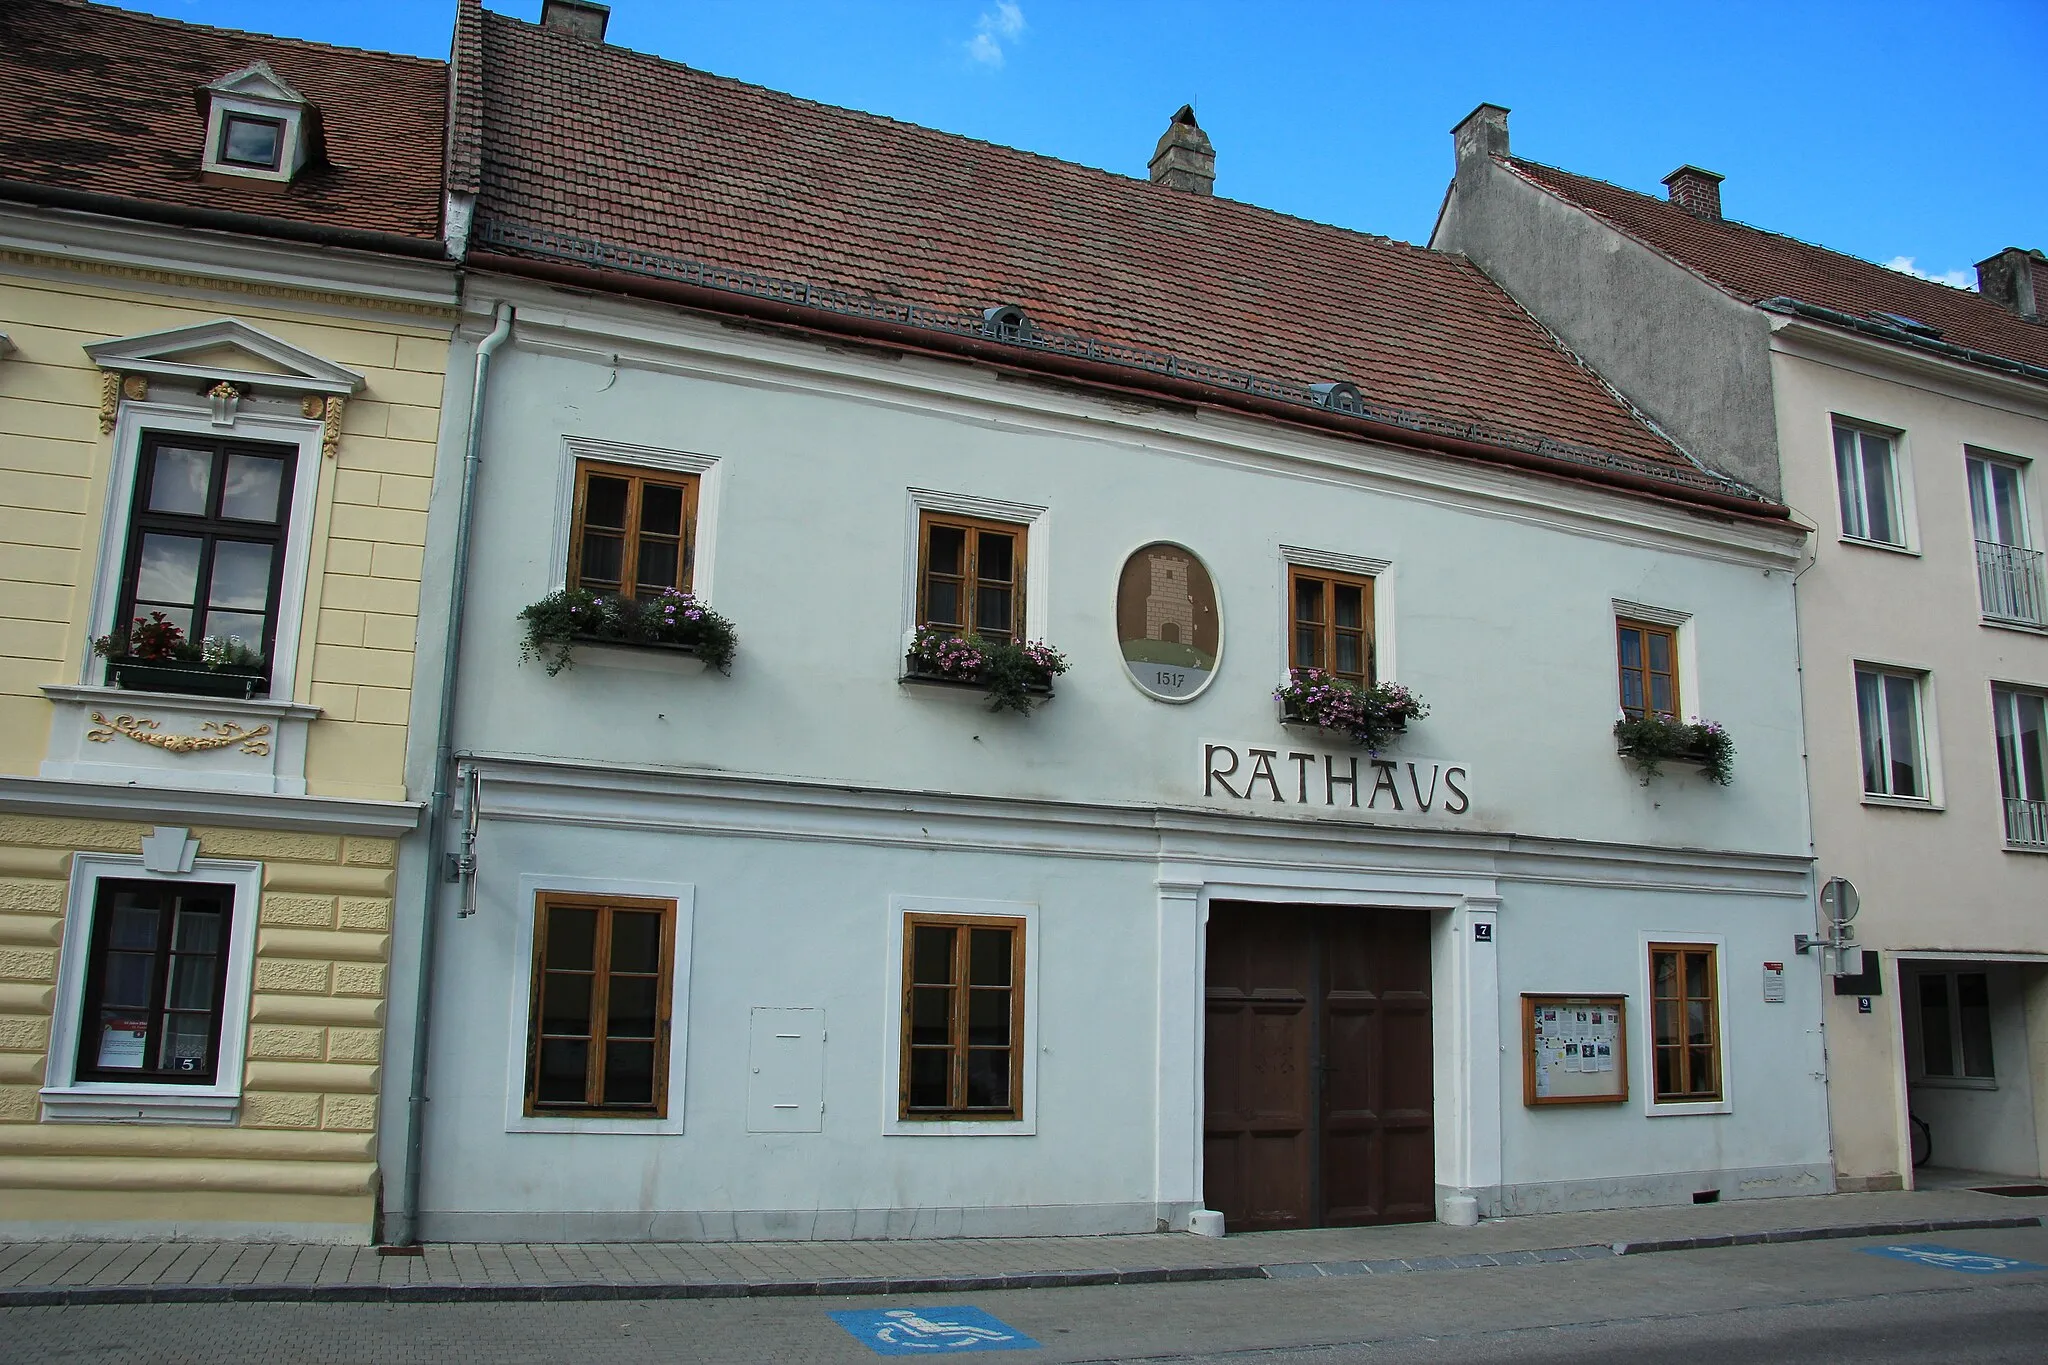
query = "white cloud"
(966, 2, 1025, 68)
(1884, 255, 1976, 290)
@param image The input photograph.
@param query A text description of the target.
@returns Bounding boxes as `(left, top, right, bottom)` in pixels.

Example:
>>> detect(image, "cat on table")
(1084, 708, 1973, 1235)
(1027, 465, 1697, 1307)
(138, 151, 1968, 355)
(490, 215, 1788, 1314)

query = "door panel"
(1205, 903, 1435, 1231)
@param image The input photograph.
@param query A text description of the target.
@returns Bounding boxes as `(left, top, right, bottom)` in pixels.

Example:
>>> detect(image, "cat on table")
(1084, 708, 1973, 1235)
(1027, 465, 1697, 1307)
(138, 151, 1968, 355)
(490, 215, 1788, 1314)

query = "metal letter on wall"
(1116, 542, 1221, 702)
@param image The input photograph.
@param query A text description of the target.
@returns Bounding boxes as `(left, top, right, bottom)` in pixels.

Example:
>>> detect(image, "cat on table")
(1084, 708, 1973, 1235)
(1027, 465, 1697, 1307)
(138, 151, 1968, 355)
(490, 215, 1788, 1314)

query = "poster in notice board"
(1523, 994, 1629, 1106)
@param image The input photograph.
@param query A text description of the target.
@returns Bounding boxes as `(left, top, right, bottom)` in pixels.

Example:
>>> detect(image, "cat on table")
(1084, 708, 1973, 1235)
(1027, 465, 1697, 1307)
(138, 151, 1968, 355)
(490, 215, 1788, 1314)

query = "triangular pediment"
(205, 61, 306, 107)
(84, 319, 365, 396)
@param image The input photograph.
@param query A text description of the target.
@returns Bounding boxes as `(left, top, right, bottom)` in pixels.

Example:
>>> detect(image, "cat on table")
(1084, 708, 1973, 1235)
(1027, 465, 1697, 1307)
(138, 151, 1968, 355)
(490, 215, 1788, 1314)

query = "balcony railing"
(1977, 540, 2047, 626)
(2005, 798, 2048, 850)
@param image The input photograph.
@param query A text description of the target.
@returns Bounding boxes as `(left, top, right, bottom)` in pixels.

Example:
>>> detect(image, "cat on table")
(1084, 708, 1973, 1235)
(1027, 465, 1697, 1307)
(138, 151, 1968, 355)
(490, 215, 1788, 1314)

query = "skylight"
(1872, 312, 1942, 340)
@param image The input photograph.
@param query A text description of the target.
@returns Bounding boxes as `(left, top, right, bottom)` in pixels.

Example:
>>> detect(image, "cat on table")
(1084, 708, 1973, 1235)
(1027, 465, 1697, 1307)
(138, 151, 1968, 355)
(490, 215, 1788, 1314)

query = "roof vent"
(1310, 381, 1365, 415)
(1872, 312, 1942, 339)
(1149, 105, 1215, 196)
(540, 0, 610, 41)
(982, 305, 1032, 341)
(1977, 247, 2045, 321)
(1662, 165, 1725, 220)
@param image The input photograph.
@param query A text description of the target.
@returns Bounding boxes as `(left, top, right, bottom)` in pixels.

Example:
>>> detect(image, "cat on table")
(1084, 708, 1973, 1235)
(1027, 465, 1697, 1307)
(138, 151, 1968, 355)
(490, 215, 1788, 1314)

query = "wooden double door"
(1203, 903, 1434, 1230)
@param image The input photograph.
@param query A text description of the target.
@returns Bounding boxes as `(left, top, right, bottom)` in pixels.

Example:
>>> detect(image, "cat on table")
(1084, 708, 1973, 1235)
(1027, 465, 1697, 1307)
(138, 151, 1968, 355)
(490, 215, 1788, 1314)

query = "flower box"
(1613, 715, 1734, 785)
(568, 635, 710, 676)
(1273, 669, 1427, 752)
(902, 629, 1066, 715)
(107, 660, 269, 699)
(520, 589, 737, 676)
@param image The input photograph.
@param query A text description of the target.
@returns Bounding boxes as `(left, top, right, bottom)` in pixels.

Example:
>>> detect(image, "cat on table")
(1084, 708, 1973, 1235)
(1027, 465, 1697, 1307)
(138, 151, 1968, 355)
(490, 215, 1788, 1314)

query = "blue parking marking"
(1861, 1243, 2046, 1275)
(829, 1306, 1040, 1354)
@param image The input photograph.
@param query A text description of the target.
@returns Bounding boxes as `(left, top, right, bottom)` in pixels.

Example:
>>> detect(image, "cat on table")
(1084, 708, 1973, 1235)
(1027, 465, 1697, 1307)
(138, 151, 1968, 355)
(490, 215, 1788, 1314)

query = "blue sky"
(118, 0, 2044, 288)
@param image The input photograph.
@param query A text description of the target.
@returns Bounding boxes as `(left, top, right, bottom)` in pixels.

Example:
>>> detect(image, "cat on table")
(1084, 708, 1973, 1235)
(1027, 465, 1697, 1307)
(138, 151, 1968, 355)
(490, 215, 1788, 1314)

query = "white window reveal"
(1855, 665, 1929, 801)
(1968, 453, 2044, 626)
(1833, 420, 1906, 547)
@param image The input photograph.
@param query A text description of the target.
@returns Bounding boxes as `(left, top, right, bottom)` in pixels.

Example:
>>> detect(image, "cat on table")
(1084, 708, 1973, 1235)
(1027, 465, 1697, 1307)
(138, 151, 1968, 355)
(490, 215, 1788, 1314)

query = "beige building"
(0, 1, 456, 1240)
(1435, 104, 2048, 1191)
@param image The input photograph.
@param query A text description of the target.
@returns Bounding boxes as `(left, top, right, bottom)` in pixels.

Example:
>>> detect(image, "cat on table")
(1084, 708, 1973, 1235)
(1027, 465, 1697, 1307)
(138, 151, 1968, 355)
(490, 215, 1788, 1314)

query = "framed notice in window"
(1523, 994, 1629, 1106)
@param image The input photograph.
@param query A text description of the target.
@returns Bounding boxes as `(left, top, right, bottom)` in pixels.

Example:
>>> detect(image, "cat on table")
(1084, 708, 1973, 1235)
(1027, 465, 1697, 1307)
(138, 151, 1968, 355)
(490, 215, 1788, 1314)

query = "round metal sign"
(1115, 542, 1220, 702)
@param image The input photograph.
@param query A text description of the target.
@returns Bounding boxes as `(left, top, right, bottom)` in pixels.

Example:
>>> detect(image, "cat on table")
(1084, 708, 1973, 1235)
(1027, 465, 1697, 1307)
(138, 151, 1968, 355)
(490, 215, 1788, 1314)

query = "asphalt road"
(4, 1226, 2046, 1363)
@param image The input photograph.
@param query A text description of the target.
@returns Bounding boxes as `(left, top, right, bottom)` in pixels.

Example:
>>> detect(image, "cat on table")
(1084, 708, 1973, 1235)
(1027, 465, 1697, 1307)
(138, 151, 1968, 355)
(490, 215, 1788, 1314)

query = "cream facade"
(1771, 321, 2048, 1189)
(0, 203, 455, 1241)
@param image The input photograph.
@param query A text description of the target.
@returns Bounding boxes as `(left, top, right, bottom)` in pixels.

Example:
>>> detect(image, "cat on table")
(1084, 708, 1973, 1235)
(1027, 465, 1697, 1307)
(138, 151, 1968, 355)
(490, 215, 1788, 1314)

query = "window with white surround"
(1911, 970, 1995, 1084)
(899, 489, 1049, 658)
(1968, 452, 2044, 626)
(1992, 685, 2048, 848)
(199, 62, 313, 183)
(1833, 419, 1906, 547)
(1855, 665, 1930, 801)
(41, 837, 261, 1124)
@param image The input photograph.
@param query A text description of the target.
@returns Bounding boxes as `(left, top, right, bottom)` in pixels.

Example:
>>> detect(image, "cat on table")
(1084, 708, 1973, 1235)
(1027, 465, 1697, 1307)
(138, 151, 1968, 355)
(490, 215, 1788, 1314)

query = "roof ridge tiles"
(68, 0, 443, 71)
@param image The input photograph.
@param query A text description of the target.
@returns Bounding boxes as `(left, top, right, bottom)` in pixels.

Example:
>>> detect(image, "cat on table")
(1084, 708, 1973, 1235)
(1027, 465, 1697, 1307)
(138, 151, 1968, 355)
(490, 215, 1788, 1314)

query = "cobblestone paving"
(0, 1187, 2039, 1302)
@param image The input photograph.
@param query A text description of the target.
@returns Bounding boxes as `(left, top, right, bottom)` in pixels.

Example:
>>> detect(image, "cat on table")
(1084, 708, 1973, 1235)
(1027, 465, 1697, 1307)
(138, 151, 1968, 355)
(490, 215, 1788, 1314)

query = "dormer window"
(200, 62, 311, 183)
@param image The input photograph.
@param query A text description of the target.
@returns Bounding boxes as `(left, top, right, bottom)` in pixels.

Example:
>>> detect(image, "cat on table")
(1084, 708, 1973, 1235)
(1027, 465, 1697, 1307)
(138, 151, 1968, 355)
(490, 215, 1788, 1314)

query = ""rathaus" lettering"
(1201, 742, 1471, 815)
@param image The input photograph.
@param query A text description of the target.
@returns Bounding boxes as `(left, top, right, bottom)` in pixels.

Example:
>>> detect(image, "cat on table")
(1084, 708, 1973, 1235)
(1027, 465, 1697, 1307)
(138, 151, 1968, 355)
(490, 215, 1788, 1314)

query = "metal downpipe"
(391, 301, 512, 1246)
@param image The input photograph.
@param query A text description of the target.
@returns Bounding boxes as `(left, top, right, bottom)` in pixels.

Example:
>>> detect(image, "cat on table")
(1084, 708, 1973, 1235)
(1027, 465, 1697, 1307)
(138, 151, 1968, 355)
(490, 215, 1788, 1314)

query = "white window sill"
(1909, 1075, 1997, 1091)
(1980, 616, 2048, 637)
(1862, 794, 1942, 812)
(506, 1112, 686, 1136)
(40, 1085, 240, 1125)
(1838, 535, 1919, 557)
(1645, 1098, 1732, 1118)
(2004, 842, 2048, 856)
(885, 1116, 1037, 1137)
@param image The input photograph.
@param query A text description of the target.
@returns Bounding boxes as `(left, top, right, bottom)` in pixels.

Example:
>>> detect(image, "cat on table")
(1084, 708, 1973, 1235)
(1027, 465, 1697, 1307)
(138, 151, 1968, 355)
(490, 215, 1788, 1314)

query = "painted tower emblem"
(1116, 542, 1220, 701)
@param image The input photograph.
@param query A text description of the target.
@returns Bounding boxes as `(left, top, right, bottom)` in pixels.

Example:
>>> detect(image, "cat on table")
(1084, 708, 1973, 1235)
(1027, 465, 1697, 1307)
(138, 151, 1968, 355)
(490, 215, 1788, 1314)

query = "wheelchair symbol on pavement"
(1862, 1243, 2046, 1275)
(830, 1305, 1041, 1354)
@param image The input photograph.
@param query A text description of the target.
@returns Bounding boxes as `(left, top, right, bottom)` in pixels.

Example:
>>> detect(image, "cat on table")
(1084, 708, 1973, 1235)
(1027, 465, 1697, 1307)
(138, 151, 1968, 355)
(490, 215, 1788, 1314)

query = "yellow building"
(0, 1, 456, 1241)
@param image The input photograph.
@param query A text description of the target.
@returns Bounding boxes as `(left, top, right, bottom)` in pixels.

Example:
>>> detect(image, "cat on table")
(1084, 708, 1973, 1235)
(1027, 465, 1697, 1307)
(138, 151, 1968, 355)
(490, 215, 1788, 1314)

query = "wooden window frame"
(897, 912, 1026, 1121)
(916, 511, 1027, 645)
(72, 878, 236, 1086)
(1616, 618, 1681, 721)
(1648, 942, 1722, 1104)
(1287, 564, 1376, 686)
(524, 892, 677, 1119)
(113, 433, 297, 686)
(566, 459, 700, 601)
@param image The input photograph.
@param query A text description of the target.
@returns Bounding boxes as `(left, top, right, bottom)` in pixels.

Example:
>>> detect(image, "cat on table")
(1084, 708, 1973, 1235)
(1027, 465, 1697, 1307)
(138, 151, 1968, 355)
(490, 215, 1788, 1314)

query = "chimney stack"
(1978, 247, 2045, 321)
(540, 0, 610, 41)
(1452, 104, 1510, 166)
(1663, 165, 1725, 220)
(1149, 106, 1215, 196)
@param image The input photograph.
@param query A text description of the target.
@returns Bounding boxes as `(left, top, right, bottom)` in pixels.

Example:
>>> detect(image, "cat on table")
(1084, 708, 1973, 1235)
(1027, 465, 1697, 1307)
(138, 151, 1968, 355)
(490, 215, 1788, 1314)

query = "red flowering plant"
(91, 613, 264, 673)
(906, 627, 1067, 714)
(1274, 667, 1428, 752)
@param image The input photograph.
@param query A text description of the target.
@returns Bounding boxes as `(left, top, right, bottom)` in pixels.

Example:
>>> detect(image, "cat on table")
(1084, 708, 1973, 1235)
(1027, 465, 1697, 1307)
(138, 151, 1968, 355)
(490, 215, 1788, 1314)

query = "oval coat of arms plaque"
(1116, 542, 1221, 702)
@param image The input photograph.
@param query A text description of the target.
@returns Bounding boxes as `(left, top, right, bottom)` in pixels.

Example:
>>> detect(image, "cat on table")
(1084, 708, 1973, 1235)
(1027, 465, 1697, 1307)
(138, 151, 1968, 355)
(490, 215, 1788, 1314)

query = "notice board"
(1523, 994, 1629, 1106)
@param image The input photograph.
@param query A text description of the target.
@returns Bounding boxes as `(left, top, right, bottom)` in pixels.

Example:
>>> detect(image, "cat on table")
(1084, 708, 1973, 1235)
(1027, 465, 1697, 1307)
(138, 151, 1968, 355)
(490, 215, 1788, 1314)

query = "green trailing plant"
(92, 613, 263, 669)
(519, 587, 738, 676)
(1614, 714, 1734, 785)
(906, 627, 1067, 715)
(1274, 668, 1428, 753)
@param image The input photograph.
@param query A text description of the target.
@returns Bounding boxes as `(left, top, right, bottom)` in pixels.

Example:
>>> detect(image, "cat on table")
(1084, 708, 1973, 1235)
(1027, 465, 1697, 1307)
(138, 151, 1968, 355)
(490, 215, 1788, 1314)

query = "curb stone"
(1610, 1214, 2042, 1256)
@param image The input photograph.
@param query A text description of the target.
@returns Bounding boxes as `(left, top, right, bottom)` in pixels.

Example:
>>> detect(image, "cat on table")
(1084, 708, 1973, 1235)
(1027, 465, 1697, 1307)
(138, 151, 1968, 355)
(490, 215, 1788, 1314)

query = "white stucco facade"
(1769, 319, 2048, 1190)
(381, 282, 1831, 1241)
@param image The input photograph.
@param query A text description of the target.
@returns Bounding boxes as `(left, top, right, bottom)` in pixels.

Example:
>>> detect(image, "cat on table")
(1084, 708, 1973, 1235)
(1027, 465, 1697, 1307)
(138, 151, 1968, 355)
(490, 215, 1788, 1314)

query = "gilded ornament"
(300, 394, 325, 419)
(322, 396, 344, 458)
(99, 372, 119, 433)
(86, 711, 272, 756)
(121, 373, 149, 402)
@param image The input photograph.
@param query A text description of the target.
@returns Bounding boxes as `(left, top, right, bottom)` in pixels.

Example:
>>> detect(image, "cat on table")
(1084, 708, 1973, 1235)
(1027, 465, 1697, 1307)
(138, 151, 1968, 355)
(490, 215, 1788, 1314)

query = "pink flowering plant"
(520, 587, 737, 675)
(1614, 713, 1734, 785)
(1275, 668, 1428, 752)
(906, 627, 1067, 714)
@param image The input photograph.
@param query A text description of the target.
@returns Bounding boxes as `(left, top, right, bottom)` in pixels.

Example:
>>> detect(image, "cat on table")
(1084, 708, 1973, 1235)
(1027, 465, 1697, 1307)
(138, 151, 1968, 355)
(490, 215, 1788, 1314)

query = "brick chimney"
(1662, 165, 1724, 220)
(1149, 106, 1215, 196)
(1978, 247, 2045, 321)
(540, 0, 609, 41)
(1452, 104, 1510, 166)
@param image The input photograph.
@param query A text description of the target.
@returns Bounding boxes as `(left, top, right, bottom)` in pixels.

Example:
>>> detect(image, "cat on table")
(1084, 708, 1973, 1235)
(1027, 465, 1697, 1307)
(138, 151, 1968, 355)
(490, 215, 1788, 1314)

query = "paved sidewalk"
(2, 1187, 2041, 1306)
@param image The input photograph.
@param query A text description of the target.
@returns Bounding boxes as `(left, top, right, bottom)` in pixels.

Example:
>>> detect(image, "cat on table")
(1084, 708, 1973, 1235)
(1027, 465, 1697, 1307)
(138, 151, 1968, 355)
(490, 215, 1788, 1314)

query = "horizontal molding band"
(0, 776, 423, 837)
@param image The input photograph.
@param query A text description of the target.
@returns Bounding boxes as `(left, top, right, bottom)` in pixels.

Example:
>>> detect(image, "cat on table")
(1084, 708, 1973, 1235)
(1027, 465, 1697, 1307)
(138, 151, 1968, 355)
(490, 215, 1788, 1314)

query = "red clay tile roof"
(467, 10, 1744, 501)
(0, 0, 446, 245)
(1507, 159, 2048, 375)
